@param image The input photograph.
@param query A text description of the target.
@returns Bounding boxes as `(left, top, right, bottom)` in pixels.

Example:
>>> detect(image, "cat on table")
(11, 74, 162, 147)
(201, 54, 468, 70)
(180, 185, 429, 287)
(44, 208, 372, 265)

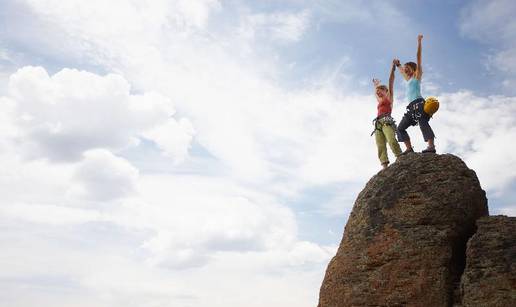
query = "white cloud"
(0, 131, 333, 305)
(5, 66, 192, 162)
(125, 175, 300, 263)
(0, 96, 19, 146)
(0, 230, 332, 307)
(13, 0, 387, 185)
(0, 168, 333, 306)
(285, 241, 336, 266)
(430, 91, 516, 191)
(143, 118, 195, 164)
(71, 149, 139, 201)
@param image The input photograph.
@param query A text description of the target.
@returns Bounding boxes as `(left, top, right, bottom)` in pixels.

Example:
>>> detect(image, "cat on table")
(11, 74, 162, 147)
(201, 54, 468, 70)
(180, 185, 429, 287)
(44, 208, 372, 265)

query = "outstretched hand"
(418, 34, 423, 41)
(372, 78, 381, 87)
(393, 59, 400, 67)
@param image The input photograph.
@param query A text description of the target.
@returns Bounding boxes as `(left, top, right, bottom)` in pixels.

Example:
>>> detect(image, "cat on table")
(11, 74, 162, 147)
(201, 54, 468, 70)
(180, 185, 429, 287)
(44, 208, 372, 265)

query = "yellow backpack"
(424, 96, 439, 116)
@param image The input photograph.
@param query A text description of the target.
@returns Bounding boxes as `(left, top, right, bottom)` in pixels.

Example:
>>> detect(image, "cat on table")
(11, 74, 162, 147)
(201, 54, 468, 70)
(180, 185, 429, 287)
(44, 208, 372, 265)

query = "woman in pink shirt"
(372, 59, 402, 169)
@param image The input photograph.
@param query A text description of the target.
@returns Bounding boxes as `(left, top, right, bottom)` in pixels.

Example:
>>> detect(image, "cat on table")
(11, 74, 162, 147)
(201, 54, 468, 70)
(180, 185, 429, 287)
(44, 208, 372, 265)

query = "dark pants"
(397, 98, 435, 142)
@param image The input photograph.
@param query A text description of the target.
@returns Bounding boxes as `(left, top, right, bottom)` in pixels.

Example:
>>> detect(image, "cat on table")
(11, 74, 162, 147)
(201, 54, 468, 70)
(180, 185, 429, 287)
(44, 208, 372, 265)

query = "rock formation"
(318, 153, 511, 307)
(461, 215, 516, 306)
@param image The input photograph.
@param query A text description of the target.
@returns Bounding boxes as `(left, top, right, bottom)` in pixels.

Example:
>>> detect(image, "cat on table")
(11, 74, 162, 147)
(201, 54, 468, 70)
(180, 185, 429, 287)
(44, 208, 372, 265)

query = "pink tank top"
(377, 97, 392, 117)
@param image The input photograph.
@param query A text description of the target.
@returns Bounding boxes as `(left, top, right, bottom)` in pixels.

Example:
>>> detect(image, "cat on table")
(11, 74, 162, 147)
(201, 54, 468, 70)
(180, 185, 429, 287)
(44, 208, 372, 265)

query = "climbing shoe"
(400, 148, 414, 155)
(422, 147, 436, 153)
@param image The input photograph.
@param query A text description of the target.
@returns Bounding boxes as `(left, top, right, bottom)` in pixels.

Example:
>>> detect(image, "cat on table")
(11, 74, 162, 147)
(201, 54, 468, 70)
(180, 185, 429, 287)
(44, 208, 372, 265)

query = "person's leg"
(396, 114, 414, 154)
(419, 115, 436, 152)
(375, 129, 389, 167)
(383, 124, 402, 158)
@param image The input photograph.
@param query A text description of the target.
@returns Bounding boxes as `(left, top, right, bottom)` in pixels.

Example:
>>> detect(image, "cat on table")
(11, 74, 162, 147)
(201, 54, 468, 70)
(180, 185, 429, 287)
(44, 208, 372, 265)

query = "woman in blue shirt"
(395, 34, 436, 154)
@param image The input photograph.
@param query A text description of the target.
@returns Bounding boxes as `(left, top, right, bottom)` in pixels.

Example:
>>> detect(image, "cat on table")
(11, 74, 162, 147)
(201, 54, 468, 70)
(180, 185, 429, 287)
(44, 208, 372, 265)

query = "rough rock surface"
(461, 215, 516, 307)
(318, 153, 488, 307)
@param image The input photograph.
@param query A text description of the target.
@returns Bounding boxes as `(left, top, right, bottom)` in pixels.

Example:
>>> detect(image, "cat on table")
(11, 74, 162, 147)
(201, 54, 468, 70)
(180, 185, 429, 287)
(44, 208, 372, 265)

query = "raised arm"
(416, 34, 423, 80)
(388, 59, 397, 102)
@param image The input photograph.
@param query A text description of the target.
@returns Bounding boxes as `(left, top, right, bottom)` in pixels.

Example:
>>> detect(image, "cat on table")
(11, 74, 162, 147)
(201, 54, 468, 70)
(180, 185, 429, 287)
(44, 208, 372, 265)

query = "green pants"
(374, 119, 402, 165)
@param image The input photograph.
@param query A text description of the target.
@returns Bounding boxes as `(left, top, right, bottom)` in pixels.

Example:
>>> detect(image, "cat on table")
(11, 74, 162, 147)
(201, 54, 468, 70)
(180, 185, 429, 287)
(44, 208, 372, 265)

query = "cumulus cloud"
(119, 175, 300, 268)
(71, 149, 139, 201)
(430, 91, 516, 191)
(0, 228, 331, 307)
(2, 0, 341, 268)
(0, 168, 333, 306)
(4, 66, 193, 162)
(10, 0, 384, 186)
(143, 118, 195, 164)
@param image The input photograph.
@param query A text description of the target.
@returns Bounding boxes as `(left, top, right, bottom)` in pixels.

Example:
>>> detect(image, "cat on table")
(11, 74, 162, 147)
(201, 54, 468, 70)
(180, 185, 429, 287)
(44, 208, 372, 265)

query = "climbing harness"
(371, 114, 397, 136)
(406, 98, 425, 124)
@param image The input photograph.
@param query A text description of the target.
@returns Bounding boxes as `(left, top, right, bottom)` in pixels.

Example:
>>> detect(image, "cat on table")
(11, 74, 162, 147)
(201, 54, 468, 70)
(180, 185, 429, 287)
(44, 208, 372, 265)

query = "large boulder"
(318, 153, 488, 307)
(461, 215, 516, 307)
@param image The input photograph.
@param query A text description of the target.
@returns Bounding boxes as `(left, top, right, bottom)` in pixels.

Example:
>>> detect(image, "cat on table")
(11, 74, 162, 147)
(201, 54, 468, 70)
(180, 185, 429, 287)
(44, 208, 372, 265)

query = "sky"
(0, 1, 515, 306)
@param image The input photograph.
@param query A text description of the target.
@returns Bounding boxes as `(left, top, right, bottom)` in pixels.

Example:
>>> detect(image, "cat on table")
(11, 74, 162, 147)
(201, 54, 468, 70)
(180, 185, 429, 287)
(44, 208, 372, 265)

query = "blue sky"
(1, 1, 515, 306)
(1, 1, 509, 95)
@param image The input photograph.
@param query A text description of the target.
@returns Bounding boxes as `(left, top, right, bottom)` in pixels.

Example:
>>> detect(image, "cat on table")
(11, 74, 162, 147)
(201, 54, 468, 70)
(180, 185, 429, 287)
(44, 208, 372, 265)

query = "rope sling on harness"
(370, 114, 397, 136)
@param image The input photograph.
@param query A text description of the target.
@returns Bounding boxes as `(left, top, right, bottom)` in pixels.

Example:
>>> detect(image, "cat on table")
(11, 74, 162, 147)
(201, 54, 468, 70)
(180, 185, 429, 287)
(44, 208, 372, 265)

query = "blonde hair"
(376, 85, 388, 92)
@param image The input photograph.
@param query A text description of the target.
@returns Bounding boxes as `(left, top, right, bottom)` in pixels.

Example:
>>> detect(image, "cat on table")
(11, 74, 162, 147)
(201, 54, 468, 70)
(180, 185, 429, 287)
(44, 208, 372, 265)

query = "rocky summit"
(318, 153, 515, 307)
